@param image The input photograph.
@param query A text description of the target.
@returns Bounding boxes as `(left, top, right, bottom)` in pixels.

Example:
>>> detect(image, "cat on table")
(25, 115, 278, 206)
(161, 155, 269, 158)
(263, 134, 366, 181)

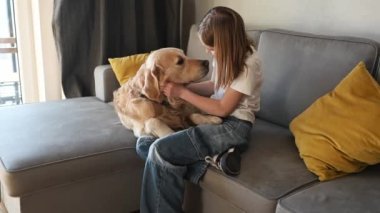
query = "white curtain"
(14, 0, 62, 103)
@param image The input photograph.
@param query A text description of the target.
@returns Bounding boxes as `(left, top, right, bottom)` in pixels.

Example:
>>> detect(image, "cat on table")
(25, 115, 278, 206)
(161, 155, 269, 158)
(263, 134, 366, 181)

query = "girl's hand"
(162, 82, 186, 98)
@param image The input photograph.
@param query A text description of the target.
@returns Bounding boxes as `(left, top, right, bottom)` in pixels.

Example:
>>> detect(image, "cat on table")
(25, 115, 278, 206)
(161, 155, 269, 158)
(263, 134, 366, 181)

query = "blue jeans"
(136, 116, 252, 213)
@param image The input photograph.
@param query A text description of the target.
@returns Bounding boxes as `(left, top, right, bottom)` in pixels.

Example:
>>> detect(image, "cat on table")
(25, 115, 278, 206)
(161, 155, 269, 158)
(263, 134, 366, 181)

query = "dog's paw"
(208, 116, 223, 124)
(145, 118, 174, 138)
(190, 113, 222, 125)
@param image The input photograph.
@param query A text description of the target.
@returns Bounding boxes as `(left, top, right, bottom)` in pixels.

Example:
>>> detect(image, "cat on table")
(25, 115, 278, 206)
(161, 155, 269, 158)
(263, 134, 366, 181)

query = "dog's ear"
(141, 65, 163, 103)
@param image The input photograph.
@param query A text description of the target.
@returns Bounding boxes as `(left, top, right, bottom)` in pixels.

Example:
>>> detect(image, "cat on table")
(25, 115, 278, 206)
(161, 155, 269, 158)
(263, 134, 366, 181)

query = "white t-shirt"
(210, 49, 263, 123)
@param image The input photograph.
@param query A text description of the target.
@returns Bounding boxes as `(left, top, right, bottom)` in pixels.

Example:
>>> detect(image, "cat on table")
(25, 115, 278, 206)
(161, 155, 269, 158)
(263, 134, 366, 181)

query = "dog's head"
(136, 47, 209, 102)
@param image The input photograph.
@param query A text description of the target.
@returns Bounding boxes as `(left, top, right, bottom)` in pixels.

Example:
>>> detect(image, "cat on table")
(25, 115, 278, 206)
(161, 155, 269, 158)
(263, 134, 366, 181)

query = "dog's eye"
(177, 57, 184, 65)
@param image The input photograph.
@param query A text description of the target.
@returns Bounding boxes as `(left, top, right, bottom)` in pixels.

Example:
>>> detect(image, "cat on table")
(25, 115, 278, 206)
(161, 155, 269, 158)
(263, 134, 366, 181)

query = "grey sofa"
(1, 25, 380, 213)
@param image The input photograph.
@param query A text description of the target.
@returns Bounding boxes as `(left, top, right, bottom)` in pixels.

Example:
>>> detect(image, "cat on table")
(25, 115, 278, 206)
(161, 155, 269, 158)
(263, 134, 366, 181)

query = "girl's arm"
(163, 83, 244, 117)
(186, 81, 214, 97)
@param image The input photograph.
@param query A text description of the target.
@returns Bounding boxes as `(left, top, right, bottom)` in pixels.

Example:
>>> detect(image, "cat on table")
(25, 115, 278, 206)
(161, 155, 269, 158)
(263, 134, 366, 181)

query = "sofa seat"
(276, 164, 380, 213)
(185, 119, 318, 212)
(0, 97, 143, 197)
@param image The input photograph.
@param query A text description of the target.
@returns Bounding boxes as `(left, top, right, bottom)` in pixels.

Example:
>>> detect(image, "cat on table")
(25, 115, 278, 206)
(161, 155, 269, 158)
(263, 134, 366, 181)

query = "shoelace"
(204, 147, 235, 171)
(204, 155, 222, 170)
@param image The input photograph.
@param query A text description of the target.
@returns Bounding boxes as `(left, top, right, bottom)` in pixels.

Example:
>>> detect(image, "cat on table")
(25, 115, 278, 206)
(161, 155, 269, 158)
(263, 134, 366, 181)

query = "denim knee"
(148, 138, 174, 163)
(146, 142, 167, 167)
(136, 136, 156, 160)
(147, 142, 187, 170)
(148, 133, 203, 166)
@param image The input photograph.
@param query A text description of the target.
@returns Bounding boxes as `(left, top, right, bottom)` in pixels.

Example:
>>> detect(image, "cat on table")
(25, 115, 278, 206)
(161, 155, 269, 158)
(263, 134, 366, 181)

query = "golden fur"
(113, 48, 222, 138)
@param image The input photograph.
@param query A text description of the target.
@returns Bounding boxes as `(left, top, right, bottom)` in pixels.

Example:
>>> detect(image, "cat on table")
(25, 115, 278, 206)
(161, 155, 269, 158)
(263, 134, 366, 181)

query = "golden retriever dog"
(113, 48, 222, 138)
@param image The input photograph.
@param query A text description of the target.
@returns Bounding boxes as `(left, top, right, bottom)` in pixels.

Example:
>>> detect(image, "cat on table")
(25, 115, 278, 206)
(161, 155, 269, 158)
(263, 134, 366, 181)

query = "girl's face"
(204, 45, 215, 56)
(199, 34, 215, 56)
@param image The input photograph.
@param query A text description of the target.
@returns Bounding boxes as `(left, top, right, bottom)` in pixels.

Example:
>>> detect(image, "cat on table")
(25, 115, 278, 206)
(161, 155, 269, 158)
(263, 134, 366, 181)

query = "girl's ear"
(141, 65, 163, 103)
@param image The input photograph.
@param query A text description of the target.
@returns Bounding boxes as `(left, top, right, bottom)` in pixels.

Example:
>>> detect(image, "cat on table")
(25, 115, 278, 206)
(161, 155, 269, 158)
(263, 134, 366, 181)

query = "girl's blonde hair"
(198, 6, 254, 89)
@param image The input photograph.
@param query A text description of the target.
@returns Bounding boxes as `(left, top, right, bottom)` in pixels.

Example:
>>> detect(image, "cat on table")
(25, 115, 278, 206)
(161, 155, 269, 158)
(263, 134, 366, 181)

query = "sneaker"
(205, 147, 241, 176)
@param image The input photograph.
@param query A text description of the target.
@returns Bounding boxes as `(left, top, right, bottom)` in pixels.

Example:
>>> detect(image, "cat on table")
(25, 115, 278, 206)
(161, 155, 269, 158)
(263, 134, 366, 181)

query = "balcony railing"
(1, 0, 22, 106)
(0, 37, 22, 106)
(0, 37, 17, 53)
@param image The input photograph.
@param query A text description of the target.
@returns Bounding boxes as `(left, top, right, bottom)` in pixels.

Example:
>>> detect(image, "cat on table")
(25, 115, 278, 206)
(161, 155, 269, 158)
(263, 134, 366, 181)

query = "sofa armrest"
(94, 65, 120, 102)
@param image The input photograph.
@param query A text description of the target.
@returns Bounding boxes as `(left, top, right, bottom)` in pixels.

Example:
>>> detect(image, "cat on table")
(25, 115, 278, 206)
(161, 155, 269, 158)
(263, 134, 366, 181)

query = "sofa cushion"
(0, 97, 143, 196)
(256, 30, 379, 127)
(276, 164, 380, 213)
(290, 61, 380, 181)
(199, 119, 318, 212)
(108, 53, 149, 85)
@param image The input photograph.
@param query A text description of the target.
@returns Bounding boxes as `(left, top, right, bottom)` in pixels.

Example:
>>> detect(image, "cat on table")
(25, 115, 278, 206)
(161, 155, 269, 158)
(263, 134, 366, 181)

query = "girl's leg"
(140, 117, 252, 212)
(136, 136, 157, 160)
(140, 130, 205, 213)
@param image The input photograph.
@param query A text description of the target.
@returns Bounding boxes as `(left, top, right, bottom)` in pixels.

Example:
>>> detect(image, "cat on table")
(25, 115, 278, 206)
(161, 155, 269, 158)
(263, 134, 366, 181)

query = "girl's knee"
(147, 139, 173, 163)
(150, 136, 197, 164)
(146, 142, 164, 165)
(136, 136, 156, 160)
(147, 142, 186, 170)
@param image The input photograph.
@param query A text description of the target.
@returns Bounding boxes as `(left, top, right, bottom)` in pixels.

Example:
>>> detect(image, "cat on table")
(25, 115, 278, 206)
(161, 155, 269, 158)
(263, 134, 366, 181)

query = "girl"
(136, 6, 262, 213)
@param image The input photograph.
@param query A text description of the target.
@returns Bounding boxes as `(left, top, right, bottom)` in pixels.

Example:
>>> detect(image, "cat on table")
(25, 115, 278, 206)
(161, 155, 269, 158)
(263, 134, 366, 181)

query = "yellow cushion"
(108, 53, 149, 85)
(290, 61, 380, 181)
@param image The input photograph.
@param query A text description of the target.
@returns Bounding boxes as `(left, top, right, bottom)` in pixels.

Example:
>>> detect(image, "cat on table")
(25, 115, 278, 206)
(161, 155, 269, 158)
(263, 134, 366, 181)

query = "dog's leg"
(145, 118, 175, 138)
(190, 113, 223, 125)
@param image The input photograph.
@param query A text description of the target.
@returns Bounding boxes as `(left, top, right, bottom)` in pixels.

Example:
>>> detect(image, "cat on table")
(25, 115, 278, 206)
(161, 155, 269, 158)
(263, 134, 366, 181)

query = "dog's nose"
(202, 60, 209, 68)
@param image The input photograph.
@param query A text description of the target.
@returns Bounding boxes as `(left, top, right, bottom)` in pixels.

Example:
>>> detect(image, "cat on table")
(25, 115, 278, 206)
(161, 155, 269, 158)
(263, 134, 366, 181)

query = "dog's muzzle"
(202, 60, 209, 68)
(201, 60, 209, 76)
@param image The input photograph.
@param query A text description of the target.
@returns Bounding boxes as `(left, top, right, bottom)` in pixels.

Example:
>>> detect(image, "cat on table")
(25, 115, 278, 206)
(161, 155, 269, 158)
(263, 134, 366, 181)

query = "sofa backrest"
(186, 25, 379, 127)
(255, 30, 379, 127)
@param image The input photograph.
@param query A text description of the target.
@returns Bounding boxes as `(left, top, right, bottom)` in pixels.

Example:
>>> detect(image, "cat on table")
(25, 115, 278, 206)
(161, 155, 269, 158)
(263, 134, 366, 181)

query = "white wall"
(192, 0, 380, 43)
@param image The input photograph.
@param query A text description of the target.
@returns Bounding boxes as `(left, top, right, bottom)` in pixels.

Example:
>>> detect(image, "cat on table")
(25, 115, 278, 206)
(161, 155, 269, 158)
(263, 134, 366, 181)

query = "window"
(0, 0, 22, 106)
